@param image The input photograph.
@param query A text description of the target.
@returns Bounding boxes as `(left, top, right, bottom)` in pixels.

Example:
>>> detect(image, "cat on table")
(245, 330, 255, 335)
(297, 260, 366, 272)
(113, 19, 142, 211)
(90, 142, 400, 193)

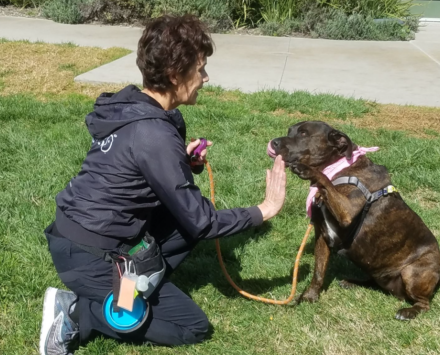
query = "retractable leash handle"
(191, 138, 208, 162)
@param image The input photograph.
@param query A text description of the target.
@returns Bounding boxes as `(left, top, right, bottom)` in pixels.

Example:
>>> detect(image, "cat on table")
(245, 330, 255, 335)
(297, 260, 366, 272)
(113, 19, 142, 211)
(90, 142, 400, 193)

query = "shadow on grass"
(171, 222, 315, 301)
(172, 228, 381, 303)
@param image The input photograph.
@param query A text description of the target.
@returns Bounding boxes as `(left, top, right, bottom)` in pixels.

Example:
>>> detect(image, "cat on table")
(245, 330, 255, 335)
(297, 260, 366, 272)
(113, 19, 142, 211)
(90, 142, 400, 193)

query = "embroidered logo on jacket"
(92, 134, 118, 153)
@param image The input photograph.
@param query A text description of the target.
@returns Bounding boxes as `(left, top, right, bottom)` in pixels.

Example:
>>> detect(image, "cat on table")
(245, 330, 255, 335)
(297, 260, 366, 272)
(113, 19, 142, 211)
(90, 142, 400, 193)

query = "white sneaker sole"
(39, 287, 58, 355)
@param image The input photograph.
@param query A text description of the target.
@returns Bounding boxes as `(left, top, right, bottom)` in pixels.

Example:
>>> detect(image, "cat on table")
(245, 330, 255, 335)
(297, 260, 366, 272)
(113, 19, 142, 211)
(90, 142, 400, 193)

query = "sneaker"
(40, 287, 79, 355)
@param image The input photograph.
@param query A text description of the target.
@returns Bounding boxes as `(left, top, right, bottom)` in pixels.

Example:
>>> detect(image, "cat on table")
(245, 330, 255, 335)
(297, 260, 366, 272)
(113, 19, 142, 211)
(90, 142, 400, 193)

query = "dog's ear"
(328, 129, 353, 160)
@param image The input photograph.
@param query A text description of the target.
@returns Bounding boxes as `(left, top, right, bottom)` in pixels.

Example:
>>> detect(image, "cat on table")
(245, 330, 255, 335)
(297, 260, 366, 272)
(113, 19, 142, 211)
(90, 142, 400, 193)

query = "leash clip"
(387, 185, 396, 194)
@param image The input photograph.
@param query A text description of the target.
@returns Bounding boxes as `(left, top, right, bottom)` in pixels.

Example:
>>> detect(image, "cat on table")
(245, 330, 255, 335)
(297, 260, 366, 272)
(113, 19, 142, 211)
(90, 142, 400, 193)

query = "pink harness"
(306, 147, 379, 218)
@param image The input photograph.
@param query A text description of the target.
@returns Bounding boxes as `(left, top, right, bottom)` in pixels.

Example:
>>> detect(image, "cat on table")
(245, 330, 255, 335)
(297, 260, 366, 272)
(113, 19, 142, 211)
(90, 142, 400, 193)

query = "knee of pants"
(186, 312, 209, 344)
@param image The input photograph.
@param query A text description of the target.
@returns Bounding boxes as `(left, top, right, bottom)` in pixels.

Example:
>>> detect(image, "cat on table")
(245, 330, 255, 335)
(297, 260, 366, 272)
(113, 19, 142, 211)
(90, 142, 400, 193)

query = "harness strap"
(332, 176, 398, 203)
(332, 177, 372, 201)
(324, 176, 398, 247)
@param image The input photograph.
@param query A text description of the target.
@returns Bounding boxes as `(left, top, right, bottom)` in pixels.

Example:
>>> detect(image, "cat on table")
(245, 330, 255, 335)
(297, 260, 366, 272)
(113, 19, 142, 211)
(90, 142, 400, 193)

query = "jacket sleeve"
(132, 120, 263, 240)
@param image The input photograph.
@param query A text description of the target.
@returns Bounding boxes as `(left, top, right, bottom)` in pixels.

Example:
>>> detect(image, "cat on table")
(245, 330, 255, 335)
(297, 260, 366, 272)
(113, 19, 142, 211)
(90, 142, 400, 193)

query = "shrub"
(229, 0, 306, 28)
(317, 0, 416, 19)
(229, 0, 262, 27)
(258, 0, 300, 23)
(79, 0, 153, 25)
(404, 15, 420, 33)
(42, 0, 90, 24)
(259, 18, 303, 36)
(259, 3, 419, 41)
(10, 0, 421, 41)
(152, 0, 232, 32)
(311, 9, 418, 41)
(72, 0, 232, 31)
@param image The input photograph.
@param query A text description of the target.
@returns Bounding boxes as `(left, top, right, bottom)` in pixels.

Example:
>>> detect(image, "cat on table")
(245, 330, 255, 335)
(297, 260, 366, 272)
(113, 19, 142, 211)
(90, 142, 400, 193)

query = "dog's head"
(268, 121, 356, 170)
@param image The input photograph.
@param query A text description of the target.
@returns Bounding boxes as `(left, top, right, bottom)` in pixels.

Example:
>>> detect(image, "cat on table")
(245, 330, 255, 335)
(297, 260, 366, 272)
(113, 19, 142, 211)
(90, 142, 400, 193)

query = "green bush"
(41, 0, 232, 31)
(259, 18, 303, 36)
(229, 0, 262, 27)
(314, 10, 416, 40)
(317, 0, 416, 19)
(79, 0, 153, 25)
(258, 0, 300, 23)
(152, 0, 232, 32)
(229, 0, 306, 28)
(8, 0, 421, 41)
(259, 3, 419, 41)
(235, 0, 417, 29)
(42, 0, 90, 24)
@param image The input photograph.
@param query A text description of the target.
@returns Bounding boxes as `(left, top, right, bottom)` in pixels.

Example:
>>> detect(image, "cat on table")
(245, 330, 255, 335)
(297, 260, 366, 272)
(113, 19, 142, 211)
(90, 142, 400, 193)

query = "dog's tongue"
(267, 141, 277, 158)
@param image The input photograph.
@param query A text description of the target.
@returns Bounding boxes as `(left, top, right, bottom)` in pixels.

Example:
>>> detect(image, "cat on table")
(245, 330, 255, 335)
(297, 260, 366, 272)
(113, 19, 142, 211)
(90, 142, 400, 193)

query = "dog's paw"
(290, 163, 317, 181)
(395, 307, 419, 321)
(339, 280, 357, 289)
(298, 289, 319, 303)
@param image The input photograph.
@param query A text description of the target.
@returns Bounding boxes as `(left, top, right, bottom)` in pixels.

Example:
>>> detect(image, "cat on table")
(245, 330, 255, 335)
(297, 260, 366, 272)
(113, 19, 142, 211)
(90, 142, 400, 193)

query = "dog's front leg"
(299, 226, 330, 303)
(292, 164, 365, 228)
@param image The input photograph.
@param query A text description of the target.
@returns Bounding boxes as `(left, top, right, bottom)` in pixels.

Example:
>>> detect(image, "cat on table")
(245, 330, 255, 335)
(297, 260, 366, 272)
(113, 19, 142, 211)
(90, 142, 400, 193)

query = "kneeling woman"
(40, 14, 286, 355)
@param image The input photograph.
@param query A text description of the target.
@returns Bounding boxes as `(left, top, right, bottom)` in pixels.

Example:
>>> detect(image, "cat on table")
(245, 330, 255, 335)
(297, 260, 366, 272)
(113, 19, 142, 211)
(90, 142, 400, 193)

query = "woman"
(40, 14, 286, 355)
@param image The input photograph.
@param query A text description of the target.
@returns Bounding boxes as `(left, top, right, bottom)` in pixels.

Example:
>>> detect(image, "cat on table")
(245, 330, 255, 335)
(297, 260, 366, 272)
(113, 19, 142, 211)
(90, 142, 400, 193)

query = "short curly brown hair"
(136, 15, 214, 93)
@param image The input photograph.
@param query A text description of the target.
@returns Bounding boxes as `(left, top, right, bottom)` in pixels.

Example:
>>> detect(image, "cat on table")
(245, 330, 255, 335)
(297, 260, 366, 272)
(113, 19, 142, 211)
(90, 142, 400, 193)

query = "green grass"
(1, 87, 440, 355)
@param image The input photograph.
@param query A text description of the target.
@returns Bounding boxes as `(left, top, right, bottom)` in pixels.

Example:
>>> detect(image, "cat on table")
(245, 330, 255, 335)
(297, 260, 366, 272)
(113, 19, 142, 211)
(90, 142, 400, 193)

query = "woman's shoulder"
(134, 116, 179, 137)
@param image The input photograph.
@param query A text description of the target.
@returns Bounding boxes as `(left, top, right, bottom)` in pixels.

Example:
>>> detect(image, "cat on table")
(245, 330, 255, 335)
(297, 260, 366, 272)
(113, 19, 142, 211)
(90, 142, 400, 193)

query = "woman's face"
(175, 56, 209, 105)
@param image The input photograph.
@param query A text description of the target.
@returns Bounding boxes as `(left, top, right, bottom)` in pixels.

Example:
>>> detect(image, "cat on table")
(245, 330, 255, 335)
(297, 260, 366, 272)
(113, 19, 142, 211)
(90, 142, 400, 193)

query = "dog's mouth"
(267, 140, 297, 168)
(267, 141, 277, 159)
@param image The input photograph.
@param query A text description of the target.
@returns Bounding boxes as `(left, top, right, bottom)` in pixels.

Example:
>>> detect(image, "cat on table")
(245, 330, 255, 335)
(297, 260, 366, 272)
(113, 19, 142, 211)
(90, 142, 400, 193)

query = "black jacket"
(55, 85, 262, 248)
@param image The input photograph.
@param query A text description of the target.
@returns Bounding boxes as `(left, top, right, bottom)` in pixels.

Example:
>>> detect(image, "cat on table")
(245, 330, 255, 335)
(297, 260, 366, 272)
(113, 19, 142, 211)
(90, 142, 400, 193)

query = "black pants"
(45, 222, 209, 346)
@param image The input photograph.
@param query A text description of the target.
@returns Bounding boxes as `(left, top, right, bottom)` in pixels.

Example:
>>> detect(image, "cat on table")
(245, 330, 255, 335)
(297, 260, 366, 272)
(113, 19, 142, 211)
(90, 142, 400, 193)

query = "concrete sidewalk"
(1, 16, 439, 107)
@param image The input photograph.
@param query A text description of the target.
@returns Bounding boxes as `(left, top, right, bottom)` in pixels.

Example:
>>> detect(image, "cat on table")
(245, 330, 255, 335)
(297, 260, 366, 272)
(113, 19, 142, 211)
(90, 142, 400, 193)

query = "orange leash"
(205, 160, 313, 305)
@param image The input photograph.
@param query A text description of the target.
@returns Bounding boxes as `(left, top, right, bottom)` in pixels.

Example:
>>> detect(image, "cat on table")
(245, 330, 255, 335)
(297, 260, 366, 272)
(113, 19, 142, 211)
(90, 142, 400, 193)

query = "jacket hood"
(85, 85, 185, 140)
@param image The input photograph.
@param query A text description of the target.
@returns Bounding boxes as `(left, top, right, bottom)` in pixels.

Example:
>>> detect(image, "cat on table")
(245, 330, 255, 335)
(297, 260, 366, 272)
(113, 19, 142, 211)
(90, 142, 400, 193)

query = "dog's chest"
(321, 205, 341, 248)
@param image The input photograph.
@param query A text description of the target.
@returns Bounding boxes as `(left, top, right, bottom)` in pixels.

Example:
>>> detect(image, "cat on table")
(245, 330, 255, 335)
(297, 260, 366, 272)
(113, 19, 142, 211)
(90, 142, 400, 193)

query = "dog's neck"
(306, 146, 379, 218)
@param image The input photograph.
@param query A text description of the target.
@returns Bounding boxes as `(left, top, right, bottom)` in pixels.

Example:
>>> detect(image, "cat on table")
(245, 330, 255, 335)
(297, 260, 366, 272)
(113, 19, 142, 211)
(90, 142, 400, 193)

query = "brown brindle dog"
(269, 121, 440, 320)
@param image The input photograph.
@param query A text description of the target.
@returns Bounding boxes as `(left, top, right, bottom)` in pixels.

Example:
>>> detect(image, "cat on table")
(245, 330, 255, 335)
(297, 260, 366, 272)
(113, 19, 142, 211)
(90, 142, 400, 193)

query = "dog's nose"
(271, 139, 280, 148)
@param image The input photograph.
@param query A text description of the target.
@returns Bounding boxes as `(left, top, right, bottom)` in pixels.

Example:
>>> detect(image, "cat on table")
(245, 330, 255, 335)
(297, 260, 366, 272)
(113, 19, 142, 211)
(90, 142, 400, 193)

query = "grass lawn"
(1, 41, 440, 355)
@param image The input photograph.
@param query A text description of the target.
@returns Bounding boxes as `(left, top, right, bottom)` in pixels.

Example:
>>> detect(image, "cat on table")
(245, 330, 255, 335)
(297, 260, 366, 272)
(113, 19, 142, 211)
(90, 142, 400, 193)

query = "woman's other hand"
(187, 138, 213, 165)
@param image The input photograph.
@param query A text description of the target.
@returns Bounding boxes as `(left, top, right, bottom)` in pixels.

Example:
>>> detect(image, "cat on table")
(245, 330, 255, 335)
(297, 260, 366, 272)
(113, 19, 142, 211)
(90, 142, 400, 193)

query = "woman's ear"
(169, 73, 178, 86)
(328, 129, 354, 160)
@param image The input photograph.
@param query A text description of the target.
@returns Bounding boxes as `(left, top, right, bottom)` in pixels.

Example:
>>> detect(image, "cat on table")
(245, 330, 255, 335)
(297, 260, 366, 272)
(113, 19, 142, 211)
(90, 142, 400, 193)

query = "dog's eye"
(299, 131, 307, 137)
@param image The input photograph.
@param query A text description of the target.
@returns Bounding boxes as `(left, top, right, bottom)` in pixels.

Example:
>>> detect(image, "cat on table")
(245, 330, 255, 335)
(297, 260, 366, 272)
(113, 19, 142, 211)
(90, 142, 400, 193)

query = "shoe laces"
(65, 330, 79, 352)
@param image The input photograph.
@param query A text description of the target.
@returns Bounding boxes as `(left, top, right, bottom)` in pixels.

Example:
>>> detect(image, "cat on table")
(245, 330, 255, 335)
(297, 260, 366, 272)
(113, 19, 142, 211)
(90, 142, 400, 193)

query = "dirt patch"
(0, 41, 129, 98)
(267, 104, 440, 139)
(405, 188, 440, 210)
(1, 41, 439, 138)
(0, 5, 44, 19)
(271, 109, 312, 119)
(348, 104, 440, 139)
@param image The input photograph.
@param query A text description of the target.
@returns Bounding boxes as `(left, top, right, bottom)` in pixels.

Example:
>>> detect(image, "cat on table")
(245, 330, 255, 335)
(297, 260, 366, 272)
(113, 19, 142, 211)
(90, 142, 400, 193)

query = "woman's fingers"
(260, 155, 286, 220)
(187, 139, 213, 165)
(186, 139, 200, 156)
(258, 155, 287, 221)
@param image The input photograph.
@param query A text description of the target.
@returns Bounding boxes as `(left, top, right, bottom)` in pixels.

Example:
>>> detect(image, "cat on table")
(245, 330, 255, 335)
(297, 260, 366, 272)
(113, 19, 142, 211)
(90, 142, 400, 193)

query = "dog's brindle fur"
(270, 121, 440, 320)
